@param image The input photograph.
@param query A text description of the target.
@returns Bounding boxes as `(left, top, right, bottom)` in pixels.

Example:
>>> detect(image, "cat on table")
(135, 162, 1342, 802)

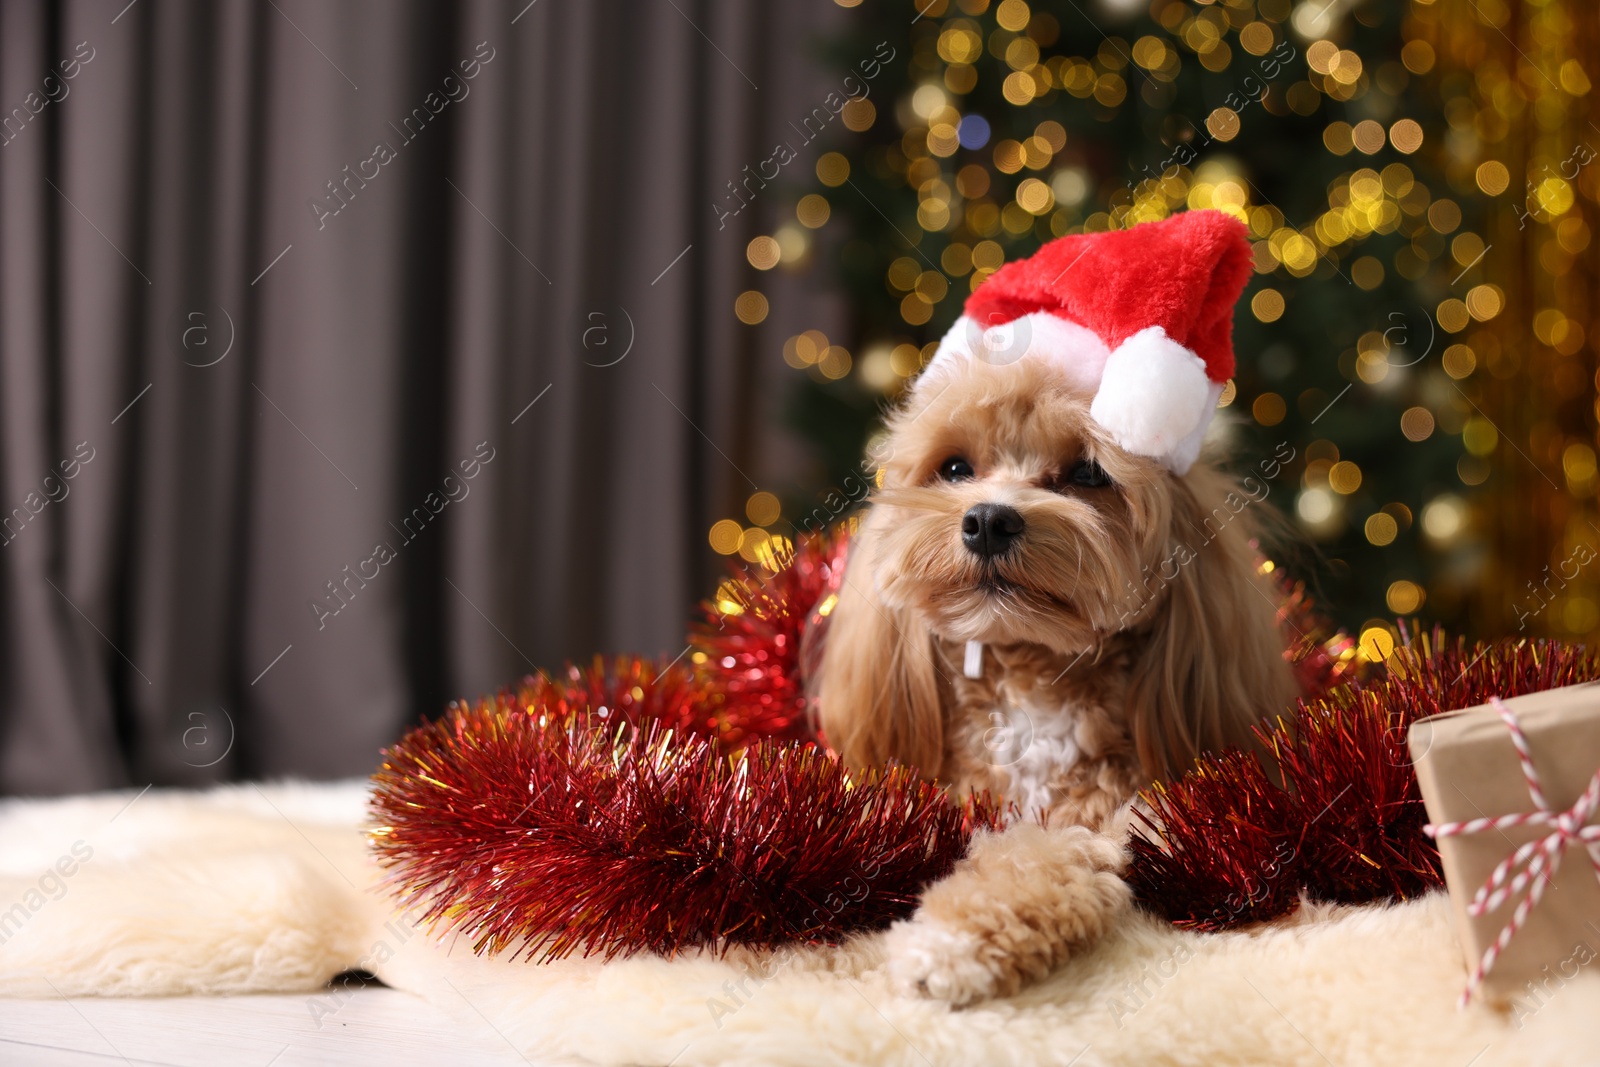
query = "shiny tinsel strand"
(1127, 632, 1600, 930)
(688, 528, 850, 747)
(369, 696, 1002, 961)
(1269, 563, 1362, 701)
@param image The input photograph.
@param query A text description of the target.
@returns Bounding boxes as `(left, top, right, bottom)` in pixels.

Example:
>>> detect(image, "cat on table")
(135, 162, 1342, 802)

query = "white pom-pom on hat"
(1089, 327, 1212, 473)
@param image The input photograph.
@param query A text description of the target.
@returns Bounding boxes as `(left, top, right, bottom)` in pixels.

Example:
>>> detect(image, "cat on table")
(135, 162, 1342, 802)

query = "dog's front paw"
(884, 823, 1131, 1007)
(884, 915, 1001, 1007)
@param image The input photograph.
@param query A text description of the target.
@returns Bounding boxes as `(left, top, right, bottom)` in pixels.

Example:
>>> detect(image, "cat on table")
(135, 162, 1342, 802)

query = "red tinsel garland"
(521, 655, 717, 736)
(369, 530, 895, 961)
(370, 695, 1003, 961)
(1126, 630, 1600, 930)
(687, 530, 849, 747)
(1268, 562, 1361, 702)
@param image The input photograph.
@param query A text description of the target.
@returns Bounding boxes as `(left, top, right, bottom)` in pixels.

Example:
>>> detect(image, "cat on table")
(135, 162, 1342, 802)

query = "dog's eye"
(1062, 459, 1113, 489)
(937, 457, 975, 482)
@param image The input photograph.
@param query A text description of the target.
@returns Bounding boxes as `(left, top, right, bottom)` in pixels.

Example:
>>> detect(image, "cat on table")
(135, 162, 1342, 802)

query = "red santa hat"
(922, 209, 1253, 474)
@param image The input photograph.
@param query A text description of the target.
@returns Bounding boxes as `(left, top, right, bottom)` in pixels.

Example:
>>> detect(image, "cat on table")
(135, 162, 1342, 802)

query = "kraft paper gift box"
(1408, 683, 1600, 1006)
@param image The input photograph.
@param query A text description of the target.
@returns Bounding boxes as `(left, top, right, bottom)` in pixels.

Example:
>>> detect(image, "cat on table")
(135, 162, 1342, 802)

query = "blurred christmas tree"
(721, 0, 1600, 653)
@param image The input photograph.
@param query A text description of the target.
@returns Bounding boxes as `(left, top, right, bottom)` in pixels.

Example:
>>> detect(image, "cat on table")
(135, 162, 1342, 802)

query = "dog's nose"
(961, 503, 1024, 558)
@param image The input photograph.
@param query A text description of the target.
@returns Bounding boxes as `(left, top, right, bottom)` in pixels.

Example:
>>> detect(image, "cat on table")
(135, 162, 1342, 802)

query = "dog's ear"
(1125, 465, 1298, 782)
(811, 516, 948, 776)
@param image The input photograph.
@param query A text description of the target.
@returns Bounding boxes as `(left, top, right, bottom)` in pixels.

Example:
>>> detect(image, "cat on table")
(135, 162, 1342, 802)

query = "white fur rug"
(0, 782, 1593, 1066)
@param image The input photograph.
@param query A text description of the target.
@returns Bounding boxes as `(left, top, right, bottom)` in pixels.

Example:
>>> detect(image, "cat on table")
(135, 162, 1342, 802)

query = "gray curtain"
(0, 0, 847, 793)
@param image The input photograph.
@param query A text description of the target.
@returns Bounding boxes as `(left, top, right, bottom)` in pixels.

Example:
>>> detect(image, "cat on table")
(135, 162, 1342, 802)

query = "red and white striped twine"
(1424, 696, 1600, 1008)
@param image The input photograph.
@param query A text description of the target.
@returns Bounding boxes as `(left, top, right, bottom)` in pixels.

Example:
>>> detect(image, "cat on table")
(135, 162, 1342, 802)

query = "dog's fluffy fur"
(815, 356, 1297, 1006)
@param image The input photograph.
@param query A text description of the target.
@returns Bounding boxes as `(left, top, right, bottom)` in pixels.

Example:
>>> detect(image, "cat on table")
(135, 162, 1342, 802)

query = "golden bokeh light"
(972, 240, 1005, 271)
(900, 293, 932, 326)
(995, 0, 1030, 32)
(1427, 199, 1462, 233)
(1034, 120, 1067, 153)
(815, 152, 849, 187)
(1351, 256, 1384, 290)
(913, 270, 948, 303)
(1389, 118, 1424, 153)
(1436, 298, 1470, 333)
(1401, 407, 1436, 442)
(746, 236, 780, 271)
(889, 343, 923, 378)
(796, 194, 831, 229)
(1475, 161, 1510, 196)
(1451, 232, 1485, 266)
(745, 491, 781, 527)
(841, 97, 875, 132)
(1365, 512, 1398, 546)
(1206, 107, 1241, 142)
(1016, 178, 1053, 214)
(1386, 580, 1425, 614)
(1251, 288, 1285, 322)
(1400, 39, 1434, 74)
(737, 526, 770, 564)
(1322, 121, 1353, 156)
(1564, 443, 1597, 487)
(1465, 284, 1503, 321)
(734, 291, 768, 325)
(1239, 21, 1274, 56)
(1252, 392, 1286, 426)
(1359, 626, 1396, 662)
(1329, 461, 1363, 495)
(1306, 40, 1338, 75)
(1442, 344, 1476, 379)
(708, 519, 743, 555)
(1350, 119, 1385, 154)
(817, 345, 852, 380)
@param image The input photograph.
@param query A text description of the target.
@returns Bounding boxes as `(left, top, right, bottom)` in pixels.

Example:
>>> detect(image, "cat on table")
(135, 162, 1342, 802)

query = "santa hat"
(922, 209, 1253, 474)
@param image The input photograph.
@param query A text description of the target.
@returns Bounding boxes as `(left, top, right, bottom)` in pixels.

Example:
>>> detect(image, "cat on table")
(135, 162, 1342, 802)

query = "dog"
(814, 351, 1298, 1007)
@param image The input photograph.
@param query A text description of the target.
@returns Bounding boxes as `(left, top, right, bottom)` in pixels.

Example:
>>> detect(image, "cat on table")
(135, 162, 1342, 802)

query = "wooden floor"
(0, 985, 592, 1066)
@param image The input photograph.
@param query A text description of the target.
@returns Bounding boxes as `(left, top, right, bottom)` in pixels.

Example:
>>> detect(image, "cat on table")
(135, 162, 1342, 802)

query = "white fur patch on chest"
(989, 697, 1080, 818)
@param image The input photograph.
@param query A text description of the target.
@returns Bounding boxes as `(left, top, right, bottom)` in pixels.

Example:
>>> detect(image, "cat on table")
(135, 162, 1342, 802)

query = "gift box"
(1408, 683, 1600, 1006)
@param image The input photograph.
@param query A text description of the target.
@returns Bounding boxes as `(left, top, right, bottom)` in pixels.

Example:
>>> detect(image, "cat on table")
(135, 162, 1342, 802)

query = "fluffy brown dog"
(815, 353, 1297, 1006)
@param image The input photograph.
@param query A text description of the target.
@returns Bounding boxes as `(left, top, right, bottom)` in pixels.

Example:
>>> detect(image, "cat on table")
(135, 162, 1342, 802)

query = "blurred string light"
(1423, 0, 1600, 644)
(714, 0, 1600, 646)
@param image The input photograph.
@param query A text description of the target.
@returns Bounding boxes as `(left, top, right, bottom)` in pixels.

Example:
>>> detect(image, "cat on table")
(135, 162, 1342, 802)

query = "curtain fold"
(0, 0, 846, 793)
